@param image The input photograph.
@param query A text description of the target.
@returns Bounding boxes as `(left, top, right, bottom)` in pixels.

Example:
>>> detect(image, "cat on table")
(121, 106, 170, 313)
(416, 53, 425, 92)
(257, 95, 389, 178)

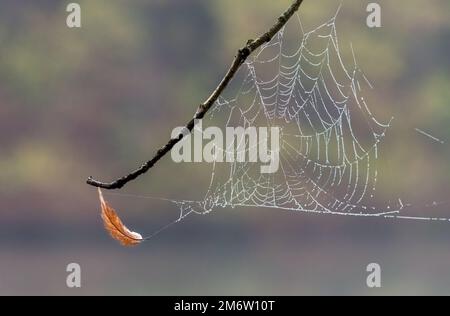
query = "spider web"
(174, 11, 397, 220)
(107, 10, 450, 238)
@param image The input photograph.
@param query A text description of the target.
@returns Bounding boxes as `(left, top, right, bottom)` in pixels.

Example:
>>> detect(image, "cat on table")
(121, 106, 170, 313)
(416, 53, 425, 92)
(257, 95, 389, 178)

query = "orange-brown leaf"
(98, 188, 143, 247)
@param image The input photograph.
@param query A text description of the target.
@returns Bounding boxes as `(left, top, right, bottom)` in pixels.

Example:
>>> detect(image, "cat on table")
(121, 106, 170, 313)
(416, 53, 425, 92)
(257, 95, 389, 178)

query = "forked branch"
(87, 0, 305, 190)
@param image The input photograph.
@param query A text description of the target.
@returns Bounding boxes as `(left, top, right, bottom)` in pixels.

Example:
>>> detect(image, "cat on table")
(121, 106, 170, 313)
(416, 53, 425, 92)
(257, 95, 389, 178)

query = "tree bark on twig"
(87, 0, 305, 190)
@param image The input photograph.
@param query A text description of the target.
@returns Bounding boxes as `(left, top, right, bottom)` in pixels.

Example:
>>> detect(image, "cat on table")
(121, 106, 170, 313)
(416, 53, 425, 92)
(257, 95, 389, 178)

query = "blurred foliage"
(0, 0, 448, 216)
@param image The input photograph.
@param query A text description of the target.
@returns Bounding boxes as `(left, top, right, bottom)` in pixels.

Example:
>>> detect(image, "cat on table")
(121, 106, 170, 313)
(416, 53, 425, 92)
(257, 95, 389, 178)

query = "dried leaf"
(98, 188, 143, 247)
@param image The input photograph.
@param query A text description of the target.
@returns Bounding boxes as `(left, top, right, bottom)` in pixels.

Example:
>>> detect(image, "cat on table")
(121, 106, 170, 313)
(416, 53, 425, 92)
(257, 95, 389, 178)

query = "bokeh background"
(1, 0, 450, 295)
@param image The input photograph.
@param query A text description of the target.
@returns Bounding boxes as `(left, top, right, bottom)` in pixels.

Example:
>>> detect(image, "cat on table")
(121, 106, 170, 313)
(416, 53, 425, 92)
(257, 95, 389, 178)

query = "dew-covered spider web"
(106, 10, 450, 238)
(176, 11, 398, 219)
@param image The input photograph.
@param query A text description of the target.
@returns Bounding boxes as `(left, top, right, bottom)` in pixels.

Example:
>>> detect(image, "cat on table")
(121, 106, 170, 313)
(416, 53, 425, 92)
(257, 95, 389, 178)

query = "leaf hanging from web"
(98, 188, 143, 247)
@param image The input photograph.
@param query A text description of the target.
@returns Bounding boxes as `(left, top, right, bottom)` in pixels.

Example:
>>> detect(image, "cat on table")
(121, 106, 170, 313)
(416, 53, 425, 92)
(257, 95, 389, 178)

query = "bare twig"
(87, 0, 305, 189)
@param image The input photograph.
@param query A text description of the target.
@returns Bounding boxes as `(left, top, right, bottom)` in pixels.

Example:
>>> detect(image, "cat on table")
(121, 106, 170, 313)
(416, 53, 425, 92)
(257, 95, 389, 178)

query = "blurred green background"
(0, 0, 450, 295)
